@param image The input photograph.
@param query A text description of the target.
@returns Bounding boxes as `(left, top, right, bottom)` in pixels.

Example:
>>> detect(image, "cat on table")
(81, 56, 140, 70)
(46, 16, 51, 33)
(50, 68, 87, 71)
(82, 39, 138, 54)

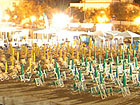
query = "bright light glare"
(96, 23, 112, 32)
(14, 15, 17, 19)
(5, 15, 10, 21)
(100, 11, 104, 14)
(52, 13, 70, 28)
(97, 16, 109, 23)
(12, 23, 15, 25)
(21, 18, 30, 25)
(69, 23, 79, 28)
(39, 16, 43, 20)
(30, 16, 36, 22)
(0, 10, 2, 21)
(134, 17, 140, 24)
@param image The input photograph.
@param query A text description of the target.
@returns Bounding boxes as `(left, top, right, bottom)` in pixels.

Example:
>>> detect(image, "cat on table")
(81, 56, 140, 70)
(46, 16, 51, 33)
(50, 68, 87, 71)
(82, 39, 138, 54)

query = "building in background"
(70, 0, 134, 10)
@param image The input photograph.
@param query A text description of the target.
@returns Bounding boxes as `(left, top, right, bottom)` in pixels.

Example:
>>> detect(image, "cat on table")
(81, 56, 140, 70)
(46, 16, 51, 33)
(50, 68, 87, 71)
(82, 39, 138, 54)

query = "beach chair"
(61, 71, 67, 80)
(34, 78, 43, 86)
(19, 74, 30, 82)
(19, 75, 26, 82)
(42, 70, 47, 78)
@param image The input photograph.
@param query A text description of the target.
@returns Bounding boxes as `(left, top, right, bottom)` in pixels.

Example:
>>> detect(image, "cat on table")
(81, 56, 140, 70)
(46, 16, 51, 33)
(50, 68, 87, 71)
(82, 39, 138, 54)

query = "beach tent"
(96, 36, 106, 48)
(90, 31, 106, 47)
(115, 31, 140, 49)
(104, 31, 123, 45)
(116, 31, 140, 44)
(117, 31, 140, 38)
(105, 31, 121, 38)
(92, 30, 106, 38)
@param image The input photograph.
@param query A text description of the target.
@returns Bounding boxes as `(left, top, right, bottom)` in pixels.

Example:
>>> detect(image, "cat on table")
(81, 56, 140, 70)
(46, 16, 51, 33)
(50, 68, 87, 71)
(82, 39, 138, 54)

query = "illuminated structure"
(0, 0, 21, 21)
(70, 0, 134, 10)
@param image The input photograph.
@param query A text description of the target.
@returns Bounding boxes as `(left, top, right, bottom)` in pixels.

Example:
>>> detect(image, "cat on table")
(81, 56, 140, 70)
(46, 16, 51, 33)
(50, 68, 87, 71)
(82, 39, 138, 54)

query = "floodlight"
(52, 13, 70, 28)
(30, 16, 36, 22)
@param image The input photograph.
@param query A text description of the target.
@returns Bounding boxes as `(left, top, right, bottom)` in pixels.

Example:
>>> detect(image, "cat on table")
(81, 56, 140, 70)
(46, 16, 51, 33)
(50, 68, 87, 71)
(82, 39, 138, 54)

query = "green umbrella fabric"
(21, 64, 24, 75)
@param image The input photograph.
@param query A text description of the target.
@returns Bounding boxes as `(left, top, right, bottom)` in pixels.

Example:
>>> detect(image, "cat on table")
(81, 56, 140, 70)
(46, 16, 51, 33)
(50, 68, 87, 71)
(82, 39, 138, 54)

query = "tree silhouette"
(5, 0, 72, 26)
(110, 2, 140, 21)
(134, 0, 140, 4)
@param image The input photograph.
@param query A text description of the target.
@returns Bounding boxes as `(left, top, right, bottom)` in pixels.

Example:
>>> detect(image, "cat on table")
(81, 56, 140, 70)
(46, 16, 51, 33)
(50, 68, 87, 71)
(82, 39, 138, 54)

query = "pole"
(84, 0, 85, 22)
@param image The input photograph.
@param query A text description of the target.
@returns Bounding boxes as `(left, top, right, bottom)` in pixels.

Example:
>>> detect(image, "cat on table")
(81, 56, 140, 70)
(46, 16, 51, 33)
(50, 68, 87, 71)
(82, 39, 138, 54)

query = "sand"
(0, 80, 139, 105)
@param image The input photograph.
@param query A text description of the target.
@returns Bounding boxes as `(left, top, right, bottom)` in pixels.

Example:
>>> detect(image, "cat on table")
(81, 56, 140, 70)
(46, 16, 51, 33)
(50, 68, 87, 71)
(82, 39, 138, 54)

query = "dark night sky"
(71, 0, 81, 3)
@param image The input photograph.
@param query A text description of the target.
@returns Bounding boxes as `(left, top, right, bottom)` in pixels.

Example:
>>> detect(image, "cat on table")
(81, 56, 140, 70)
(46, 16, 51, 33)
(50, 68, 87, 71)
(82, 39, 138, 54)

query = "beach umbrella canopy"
(116, 67, 118, 78)
(123, 72, 127, 87)
(130, 65, 132, 80)
(21, 64, 24, 75)
(38, 63, 42, 77)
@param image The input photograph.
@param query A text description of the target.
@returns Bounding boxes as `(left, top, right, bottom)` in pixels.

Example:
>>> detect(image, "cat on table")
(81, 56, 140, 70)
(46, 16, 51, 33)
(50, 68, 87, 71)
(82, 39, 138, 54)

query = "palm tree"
(134, 0, 140, 4)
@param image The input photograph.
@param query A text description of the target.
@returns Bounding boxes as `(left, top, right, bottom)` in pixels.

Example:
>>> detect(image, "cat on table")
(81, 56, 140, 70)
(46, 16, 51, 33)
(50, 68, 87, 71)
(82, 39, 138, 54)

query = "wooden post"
(31, 49, 33, 58)
(139, 43, 140, 52)
(94, 39, 96, 51)
(77, 51, 79, 59)
(60, 49, 62, 58)
(25, 47, 27, 56)
(64, 52, 66, 62)
(123, 42, 125, 51)
(99, 41, 101, 49)
(129, 44, 131, 51)
(108, 41, 110, 50)
(12, 48, 14, 57)
(89, 37, 92, 48)
(47, 51, 49, 60)
(29, 58, 31, 68)
(100, 47, 102, 56)
(44, 48, 46, 57)
(120, 45, 122, 54)
(111, 45, 113, 53)
(83, 47, 86, 56)
(74, 39, 76, 45)
(17, 51, 19, 61)
(33, 52, 35, 62)
(56, 47, 58, 56)
(114, 43, 116, 50)
(104, 45, 106, 52)
(5, 62, 7, 73)
(72, 49, 74, 58)
(50, 55, 52, 64)
(89, 49, 91, 58)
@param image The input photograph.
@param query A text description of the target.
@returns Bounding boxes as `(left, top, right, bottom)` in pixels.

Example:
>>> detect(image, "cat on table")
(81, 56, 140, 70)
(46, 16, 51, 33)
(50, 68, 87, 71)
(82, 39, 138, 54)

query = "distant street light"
(134, 17, 140, 24)
(100, 11, 104, 14)
(5, 15, 10, 21)
(134, 17, 140, 33)
(97, 16, 109, 23)
(39, 16, 43, 20)
(30, 16, 36, 22)
(14, 15, 17, 19)
(30, 16, 36, 28)
(0, 10, 2, 21)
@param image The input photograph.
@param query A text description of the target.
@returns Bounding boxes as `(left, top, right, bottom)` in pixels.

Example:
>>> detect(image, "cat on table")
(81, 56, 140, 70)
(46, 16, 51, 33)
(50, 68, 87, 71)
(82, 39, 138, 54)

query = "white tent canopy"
(105, 31, 121, 37)
(117, 31, 140, 38)
(96, 36, 106, 41)
(92, 31, 107, 37)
